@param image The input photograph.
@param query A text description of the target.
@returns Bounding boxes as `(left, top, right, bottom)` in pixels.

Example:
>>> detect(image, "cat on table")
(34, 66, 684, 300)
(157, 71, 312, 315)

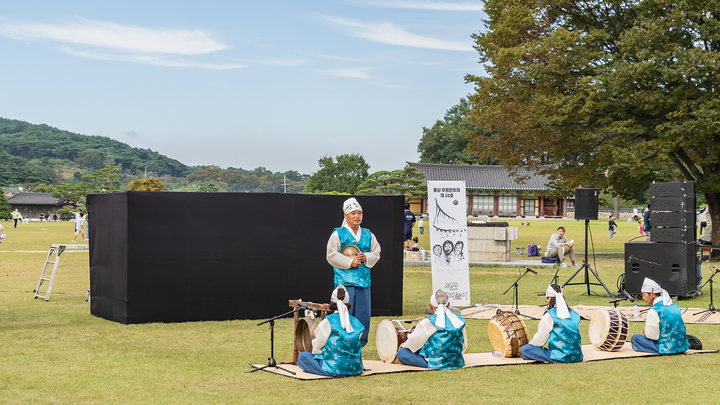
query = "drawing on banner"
(432, 240, 466, 272)
(432, 198, 464, 235)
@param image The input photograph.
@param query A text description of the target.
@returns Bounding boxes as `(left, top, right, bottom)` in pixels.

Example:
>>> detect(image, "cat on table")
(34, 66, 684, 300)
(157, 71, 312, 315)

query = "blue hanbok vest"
(333, 227, 372, 288)
(419, 314, 466, 370)
(654, 302, 690, 354)
(547, 308, 583, 363)
(317, 313, 365, 375)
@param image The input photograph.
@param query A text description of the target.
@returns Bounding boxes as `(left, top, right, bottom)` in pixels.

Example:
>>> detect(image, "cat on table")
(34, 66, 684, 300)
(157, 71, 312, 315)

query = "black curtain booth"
(87, 192, 404, 324)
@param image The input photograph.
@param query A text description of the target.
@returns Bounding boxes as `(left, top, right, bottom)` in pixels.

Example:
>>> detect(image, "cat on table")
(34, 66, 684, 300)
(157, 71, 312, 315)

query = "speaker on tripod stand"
(575, 188, 599, 221)
(564, 188, 615, 296)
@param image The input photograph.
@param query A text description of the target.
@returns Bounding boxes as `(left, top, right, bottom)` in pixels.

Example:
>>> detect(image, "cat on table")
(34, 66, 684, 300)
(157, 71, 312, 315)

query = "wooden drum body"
(487, 310, 529, 358)
(588, 307, 629, 352)
(376, 319, 415, 363)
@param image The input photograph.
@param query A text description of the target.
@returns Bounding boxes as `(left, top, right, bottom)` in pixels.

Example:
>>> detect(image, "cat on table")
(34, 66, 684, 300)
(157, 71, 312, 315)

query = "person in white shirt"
(71, 210, 87, 242)
(545, 227, 578, 268)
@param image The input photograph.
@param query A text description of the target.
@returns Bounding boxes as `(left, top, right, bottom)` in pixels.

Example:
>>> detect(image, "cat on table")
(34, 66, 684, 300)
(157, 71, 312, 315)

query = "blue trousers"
(631, 334, 660, 354)
(297, 352, 336, 377)
(520, 344, 554, 363)
(396, 348, 429, 368)
(338, 285, 371, 347)
(609, 228, 616, 239)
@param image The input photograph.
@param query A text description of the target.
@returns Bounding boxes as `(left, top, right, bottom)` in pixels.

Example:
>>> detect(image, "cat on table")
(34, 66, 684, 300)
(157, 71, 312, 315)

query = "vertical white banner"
(428, 181, 471, 306)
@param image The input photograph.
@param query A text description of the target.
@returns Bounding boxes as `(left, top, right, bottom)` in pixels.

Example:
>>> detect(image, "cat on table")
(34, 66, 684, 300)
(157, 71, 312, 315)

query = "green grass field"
(1, 220, 718, 404)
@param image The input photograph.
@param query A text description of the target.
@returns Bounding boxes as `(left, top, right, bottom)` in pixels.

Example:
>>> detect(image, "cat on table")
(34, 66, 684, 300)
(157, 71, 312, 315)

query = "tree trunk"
(706, 192, 720, 259)
(614, 195, 620, 218)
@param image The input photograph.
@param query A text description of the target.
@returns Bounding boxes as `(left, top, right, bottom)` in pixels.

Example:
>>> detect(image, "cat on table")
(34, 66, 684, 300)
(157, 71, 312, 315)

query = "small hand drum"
(341, 244, 361, 259)
(488, 310, 529, 358)
(588, 307, 628, 352)
(376, 319, 416, 364)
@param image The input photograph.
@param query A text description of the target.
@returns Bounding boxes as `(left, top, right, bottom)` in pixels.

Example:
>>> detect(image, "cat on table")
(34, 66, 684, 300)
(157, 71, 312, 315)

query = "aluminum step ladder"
(34, 244, 89, 302)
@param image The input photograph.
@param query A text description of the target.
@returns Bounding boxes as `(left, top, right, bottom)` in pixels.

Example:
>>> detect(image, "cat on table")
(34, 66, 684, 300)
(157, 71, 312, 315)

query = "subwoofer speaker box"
(625, 241, 699, 297)
(574, 188, 599, 221)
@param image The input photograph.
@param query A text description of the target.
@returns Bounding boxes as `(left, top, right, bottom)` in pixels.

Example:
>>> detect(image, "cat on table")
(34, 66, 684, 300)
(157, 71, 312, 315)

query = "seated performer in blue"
(297, 286, 365, 377)
(396, 289, 467, 370)
(631, 277, 689, 354)
(520, 284, 583, 363)
(326, 197, 381, 347)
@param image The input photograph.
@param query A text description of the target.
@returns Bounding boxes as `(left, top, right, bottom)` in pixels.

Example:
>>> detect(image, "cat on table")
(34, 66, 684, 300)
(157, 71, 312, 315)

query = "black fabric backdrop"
(87, 192, 404, 324)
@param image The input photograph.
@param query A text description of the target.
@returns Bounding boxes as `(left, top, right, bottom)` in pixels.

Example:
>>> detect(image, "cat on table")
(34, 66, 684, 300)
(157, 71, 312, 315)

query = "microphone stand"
(536, 267, 561, 297)
(694, 267, 720, 318)
(248, 307, 302, 374)
(504, 268, 537, 319)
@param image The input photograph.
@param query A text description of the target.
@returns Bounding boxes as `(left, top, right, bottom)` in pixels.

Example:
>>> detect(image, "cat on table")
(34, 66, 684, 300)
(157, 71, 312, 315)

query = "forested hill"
(0, 117, 189, 178)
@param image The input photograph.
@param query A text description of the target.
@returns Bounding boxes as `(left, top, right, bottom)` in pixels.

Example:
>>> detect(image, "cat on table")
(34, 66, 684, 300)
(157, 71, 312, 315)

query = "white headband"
(641, 277, 672, 305)
(331, 286, 353, 333)
(343, 198, 362, 214)
(430, 290, 463, 329)
(546, 285, 570, 319)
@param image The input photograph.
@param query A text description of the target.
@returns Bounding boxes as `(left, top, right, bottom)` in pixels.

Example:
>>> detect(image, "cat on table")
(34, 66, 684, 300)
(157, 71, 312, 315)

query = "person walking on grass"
(609, 215, 618, 239)
(71, 210, 87, 243)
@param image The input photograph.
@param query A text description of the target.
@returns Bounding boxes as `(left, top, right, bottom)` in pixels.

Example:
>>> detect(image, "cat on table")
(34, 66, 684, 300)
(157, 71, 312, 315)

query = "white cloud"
(360, 1, 484, 11)
(317, 67, 377, 79)
(321, 15, 473, 52)
(59, 47, 246, 69)
(0, 19, 227, 55)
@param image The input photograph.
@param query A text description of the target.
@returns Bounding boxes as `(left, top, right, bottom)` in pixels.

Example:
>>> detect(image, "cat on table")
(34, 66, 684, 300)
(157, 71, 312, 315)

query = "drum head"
(487, 318, 509, 354)
(588, 309, 611, 347)
(376, 319, 399, 363)
(341, 245, 361, 259)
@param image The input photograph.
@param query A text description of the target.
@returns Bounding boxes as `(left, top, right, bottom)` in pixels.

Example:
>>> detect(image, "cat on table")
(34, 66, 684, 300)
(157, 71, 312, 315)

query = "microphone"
(295, 301, 318, 313)
(621, 290, 635, 302)
(626, 255, 634, 263)
(521, 266, 537, 274)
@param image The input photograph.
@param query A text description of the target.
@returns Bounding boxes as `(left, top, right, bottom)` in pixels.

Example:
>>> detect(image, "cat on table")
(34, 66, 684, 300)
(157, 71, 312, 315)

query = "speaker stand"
(562, 219, 616, 297)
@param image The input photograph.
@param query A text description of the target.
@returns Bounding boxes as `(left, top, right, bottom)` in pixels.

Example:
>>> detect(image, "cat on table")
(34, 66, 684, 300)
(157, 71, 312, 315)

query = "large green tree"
(0, 192, 10, 219)
(356, 166, 427, 199)
(305, 154, 370, 194)
(467, 0, 720, 245)
(53, 166, 123, 205)
(418, 98, 499, 165)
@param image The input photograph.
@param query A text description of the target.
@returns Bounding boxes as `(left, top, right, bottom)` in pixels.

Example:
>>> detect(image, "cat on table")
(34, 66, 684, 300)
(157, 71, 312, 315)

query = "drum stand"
(248, 307, 301, 375)
(504, 267, 538, 320)
(694, 266, 720, 319)
(562, 219, 615, 297)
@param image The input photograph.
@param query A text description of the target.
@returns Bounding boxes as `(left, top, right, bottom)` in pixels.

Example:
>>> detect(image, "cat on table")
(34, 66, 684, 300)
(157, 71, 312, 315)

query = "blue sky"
(0, 1, 487, 175)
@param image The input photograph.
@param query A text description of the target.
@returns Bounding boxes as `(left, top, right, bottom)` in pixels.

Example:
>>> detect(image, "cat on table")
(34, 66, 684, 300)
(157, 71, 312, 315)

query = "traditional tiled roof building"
(7, 192, 74, 220)
(407, 162, 568, 218)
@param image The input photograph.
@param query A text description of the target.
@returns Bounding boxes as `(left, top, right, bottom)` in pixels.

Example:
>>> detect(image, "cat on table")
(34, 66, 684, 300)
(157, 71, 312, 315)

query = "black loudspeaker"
(649, 181, 695, 197)
(649, 196, 695, 213)
(574, 188, 599, 221)
(625, 241, 699, 297)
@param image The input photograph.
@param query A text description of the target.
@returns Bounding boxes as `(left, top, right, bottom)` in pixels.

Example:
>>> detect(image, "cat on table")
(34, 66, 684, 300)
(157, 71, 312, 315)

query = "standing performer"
(631, 278, 690, 354)
(326, 197, 381, 347)
(520, 284, 583, 363)
(297, 286, 365, 377)
(396, 289, 467, 370)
